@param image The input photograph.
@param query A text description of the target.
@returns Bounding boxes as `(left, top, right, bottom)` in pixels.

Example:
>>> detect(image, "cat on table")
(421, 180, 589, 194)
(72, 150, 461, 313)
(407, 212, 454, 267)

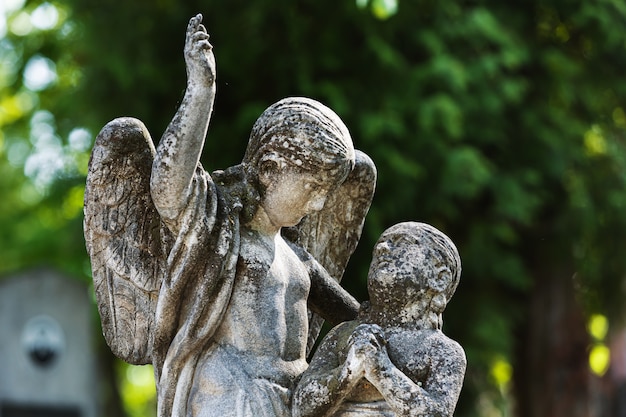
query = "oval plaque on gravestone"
(21, 315, 66, 368)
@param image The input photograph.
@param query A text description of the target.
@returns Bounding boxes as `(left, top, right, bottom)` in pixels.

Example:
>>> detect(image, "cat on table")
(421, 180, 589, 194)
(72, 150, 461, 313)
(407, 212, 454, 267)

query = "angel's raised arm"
(151, 14, 216, 222)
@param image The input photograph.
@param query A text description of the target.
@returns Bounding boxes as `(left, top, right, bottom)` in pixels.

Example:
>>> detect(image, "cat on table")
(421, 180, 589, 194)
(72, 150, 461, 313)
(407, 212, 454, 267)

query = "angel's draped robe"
(152, 162, 339, 417)
(151, 165, 279, 417)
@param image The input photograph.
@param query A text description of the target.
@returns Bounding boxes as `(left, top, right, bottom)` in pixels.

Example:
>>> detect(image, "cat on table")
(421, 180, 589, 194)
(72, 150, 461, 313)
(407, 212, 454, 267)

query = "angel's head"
(367, 222, 461, 321)
(242, 97, 356, 227)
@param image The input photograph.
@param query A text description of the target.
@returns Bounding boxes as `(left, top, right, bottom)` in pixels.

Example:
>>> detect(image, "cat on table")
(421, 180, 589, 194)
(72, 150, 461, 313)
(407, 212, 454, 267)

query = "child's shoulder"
(389, 329, 465, 360)
(425, 331, 466, 365)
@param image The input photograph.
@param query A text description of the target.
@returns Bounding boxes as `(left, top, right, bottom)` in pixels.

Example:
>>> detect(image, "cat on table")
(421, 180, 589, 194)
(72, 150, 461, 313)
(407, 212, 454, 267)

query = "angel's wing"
(84, 117, 170, 365)
(291, 150, 376, 354)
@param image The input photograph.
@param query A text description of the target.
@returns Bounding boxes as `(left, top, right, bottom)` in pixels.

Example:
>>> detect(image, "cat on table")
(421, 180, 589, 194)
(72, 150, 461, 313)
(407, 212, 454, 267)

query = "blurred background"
(1, 0, 626, 416)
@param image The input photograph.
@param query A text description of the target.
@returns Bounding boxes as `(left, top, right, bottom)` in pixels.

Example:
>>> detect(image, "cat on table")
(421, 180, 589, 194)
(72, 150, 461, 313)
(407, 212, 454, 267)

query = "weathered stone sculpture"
(83, 14, 376, 417)
(292, 222, 466, 417)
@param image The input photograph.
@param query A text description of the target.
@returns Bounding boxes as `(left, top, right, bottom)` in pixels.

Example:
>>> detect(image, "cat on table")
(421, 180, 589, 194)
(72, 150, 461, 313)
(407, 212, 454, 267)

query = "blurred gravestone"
(0, 269, 101, 417)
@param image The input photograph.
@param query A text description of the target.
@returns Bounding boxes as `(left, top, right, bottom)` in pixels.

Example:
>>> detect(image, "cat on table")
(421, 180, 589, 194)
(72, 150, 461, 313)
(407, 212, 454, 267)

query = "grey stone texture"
(292, 222, 466, 417)
(84, 13, 465, 417)
(83, 14, 375, 417)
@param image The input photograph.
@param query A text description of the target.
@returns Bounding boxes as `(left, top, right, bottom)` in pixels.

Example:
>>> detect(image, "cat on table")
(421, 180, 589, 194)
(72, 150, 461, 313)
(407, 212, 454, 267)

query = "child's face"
(367, 233, 451, 307)
(368, 235, 424, 297)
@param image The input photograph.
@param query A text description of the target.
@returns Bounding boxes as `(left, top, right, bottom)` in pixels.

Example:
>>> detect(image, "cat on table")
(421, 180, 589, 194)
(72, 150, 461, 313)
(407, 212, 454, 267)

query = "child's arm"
(364, 337, 467, 417)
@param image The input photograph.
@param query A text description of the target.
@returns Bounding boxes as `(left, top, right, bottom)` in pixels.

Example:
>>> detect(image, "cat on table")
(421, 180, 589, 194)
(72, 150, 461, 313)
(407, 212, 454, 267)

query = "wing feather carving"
(84, 117, 168, 365)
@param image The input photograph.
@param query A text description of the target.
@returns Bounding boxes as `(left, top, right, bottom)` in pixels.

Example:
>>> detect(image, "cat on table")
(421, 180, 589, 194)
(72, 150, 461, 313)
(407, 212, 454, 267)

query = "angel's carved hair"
(216, 98, 356, 224)
(242, 97, 356, 178)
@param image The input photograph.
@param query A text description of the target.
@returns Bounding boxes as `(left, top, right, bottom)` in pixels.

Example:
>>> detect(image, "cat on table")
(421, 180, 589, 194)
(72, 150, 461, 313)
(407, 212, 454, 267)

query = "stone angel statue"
(83, 14, 376, 417)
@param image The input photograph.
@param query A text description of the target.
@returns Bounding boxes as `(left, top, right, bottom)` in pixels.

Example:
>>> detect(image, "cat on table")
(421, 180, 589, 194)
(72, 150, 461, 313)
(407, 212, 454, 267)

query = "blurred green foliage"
(2, 0, 626, 415)
(117, 363, 157, 417)
(0, 0, 88, 278)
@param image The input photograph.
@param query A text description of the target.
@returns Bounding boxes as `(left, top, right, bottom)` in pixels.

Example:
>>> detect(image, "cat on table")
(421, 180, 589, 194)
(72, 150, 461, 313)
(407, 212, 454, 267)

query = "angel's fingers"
(193, 31, 210, 41)
(195, 39, 213, 51)
(187, 14, 203, 34)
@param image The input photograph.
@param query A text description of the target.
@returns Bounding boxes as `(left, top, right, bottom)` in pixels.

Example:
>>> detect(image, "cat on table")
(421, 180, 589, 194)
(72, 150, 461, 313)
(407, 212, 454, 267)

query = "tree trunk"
(513, 263, 592, 417)
(593, 327, 626, 417)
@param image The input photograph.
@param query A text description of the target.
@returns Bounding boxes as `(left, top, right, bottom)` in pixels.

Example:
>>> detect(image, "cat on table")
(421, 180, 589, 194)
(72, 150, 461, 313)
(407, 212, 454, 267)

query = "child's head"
(243, 97, 355, 184)
(367, 222, 461, 314)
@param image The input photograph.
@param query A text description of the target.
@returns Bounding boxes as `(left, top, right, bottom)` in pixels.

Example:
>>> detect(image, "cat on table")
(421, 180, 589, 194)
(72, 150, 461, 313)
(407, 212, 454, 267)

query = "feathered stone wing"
(84, 117, 171, 365)
(293, 150, 376, 354)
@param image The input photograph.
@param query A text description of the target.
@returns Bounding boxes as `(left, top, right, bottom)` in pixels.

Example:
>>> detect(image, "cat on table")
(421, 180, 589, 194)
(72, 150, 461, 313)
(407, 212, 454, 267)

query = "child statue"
(83, 14, 376, 417)
(292, 222, 466, 417)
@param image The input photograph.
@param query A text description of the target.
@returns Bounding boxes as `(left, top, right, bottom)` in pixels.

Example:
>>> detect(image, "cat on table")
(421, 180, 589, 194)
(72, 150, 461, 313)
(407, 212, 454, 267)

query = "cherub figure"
(292, 222, 466, 417)
(83, 14, 375, 417)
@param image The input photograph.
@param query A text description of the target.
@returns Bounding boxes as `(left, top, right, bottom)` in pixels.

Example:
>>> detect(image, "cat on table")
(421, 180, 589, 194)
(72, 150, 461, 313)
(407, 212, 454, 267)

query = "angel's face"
(260, 167, 337, 228)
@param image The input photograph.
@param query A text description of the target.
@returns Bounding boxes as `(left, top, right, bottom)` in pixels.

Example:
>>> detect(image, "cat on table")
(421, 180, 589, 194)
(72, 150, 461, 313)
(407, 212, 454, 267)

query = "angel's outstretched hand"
(184, 14, 215, 86)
